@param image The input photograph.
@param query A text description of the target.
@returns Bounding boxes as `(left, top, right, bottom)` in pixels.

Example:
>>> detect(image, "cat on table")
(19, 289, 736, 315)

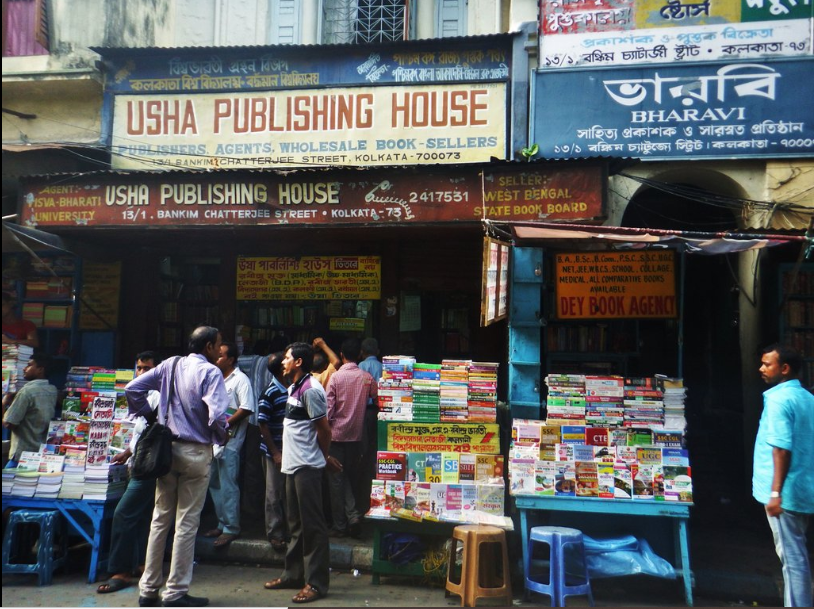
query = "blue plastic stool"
(2, 509, 68, 585)
(524, 526, 594, 607)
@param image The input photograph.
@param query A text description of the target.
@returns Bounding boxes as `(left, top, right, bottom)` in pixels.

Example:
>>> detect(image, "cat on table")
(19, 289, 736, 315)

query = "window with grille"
(321, 0, 412, 44)
(2, 0, 49, 57)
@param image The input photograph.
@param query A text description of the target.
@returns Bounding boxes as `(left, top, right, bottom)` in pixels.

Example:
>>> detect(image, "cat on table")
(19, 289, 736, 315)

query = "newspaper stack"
(545, 374, 586, 425)
(657, 375, 687, 432)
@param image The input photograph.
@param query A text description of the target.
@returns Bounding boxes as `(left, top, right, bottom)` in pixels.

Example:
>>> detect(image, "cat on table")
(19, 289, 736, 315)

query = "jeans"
(766, 509, 812, 607)
(262, 455, 287, 542)
(327, 441, 362, 532)
(108, 476, 156, 574)
(209, 448, 241, 535)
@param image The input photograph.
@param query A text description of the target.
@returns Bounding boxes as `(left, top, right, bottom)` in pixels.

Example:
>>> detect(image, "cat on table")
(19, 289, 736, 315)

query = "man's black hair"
(340, 337, 362, 363)
(286, 342, 314, 374)
(762, 343, 802, 376)
(30, 352, 52, 376)
(189, 326, 219, 354)
(136, 350, 161, 365)
(221, 341, 239, 362)
(267, 351, 285, 376)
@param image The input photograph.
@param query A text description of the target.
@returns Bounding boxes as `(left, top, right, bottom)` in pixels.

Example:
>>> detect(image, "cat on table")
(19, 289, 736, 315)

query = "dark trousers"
(283, 466, 329, 593)
(107, 476, 156, 574)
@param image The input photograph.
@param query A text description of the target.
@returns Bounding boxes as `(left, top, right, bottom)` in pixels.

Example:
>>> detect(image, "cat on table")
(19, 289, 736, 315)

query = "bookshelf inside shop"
(2, 253, 80, 386)
(779, 263, 814, 386)
(158, 258, 220, 353)
(544, 318, 640, 376)
(237, 299, 375, 353)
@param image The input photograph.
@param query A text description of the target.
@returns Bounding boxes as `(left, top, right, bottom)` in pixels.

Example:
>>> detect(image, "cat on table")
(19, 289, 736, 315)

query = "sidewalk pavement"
(193, 517, 784, 606)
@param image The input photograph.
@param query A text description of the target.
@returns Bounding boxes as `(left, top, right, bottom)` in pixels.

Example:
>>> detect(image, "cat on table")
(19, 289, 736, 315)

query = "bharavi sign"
(555, 251, 677, 319)
(531, 58, 814, 159)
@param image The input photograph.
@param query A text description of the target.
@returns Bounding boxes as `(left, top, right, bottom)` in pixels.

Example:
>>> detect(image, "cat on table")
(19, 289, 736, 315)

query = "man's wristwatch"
(770, 491, 782, 499)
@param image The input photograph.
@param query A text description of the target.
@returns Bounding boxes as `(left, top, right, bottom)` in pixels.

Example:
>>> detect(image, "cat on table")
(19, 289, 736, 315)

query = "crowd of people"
(113, 328, 379, 606)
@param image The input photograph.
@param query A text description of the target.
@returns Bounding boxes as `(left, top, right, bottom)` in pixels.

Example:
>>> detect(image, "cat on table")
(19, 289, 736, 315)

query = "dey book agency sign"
(555, 251, 677, 319)
(531, 58, 814, 159)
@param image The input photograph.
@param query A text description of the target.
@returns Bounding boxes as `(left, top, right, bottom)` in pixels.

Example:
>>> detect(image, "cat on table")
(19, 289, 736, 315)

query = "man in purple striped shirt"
(126, 326, 230, 608)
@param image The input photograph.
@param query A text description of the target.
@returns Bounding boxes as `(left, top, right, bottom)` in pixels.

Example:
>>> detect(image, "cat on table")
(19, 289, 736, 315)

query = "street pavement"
(3, 560, 739, 607)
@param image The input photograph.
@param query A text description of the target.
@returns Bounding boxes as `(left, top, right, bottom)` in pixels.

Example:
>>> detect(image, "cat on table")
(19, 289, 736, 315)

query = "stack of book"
(657, 375, 687, 432)
(1, 468, 15, 495)
(22, 302, 44, 326)
(467, 362, 499, 423)
(584, 376, 624, 426)
(43, 305, 72, 328)
(58, 447, 88, 499)
(545, 374, 587, 425)
(378, 356, 415, 421)
(2, 344, 34, 392)
(35, 454, 66, 498)
(412, 363, 441, 422)
(623, 377, 665, 428)
(82, 463, 128, 500)
(10, 451, 42, 497)
(91, 370, 117, 391)
(440, 360, 470, 422)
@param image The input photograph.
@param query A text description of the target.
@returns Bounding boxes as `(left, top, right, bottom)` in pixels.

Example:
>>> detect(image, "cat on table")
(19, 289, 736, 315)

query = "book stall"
(365, 356, 511, 582)
(510, 373, 694, 605)
(2, 365, 137, 582)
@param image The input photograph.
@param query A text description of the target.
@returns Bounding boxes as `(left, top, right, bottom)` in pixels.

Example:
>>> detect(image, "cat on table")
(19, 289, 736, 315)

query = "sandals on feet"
(270, 539, 287, 551)
(97, 577, 132, 594)
(264, 577, 303, 590)
(292, 584, 322, 604)
(202, 528, 222, 538)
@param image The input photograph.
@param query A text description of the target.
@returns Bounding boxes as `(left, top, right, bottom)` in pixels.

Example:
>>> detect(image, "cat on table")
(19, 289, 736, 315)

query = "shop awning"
(2, 220, 70, 253)
(497, 221, 807, 255)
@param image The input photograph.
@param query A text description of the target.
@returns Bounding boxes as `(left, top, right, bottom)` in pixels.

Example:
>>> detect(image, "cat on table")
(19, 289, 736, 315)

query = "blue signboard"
(531, 58, 814, 160)
(98, 41, 512, 94)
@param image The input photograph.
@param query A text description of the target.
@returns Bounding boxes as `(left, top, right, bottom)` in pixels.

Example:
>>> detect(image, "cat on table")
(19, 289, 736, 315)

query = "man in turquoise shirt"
(753, 343, 813, 608)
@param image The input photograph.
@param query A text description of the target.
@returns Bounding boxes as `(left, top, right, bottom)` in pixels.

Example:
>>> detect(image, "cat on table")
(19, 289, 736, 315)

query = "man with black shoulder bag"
(125, 326, 230, 608)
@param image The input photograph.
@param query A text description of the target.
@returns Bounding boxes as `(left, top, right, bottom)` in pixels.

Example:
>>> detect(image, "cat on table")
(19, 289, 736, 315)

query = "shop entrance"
(622, 179, 748, 523)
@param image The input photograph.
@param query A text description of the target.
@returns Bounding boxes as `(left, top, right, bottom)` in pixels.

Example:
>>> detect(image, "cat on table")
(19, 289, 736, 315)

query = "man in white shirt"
(205, 341, 256, 548)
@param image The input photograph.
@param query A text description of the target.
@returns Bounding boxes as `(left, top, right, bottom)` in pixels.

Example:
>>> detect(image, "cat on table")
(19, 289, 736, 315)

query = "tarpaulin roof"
(495, 221, 807, 255)
(2, 221, 70, 253)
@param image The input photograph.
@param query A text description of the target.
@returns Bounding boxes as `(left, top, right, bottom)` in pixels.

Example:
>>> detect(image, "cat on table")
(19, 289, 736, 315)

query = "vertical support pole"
(678, 249, 686, 378)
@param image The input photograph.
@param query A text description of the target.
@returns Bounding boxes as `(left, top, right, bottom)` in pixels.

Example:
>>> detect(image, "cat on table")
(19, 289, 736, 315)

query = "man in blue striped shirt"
(126, 326, 230, 608)
(258, 351, 289, 551)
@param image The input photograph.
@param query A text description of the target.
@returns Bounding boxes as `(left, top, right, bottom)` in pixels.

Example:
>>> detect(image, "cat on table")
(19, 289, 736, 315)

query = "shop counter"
(515, 496, 693, 606)
(2, 496, 120, 583)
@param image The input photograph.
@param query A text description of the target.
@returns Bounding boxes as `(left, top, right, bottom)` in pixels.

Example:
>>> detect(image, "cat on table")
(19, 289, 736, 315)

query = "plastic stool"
(524, 526, 593, 607)
(446, 525, 512, 607)
(2, 509, 68, 585)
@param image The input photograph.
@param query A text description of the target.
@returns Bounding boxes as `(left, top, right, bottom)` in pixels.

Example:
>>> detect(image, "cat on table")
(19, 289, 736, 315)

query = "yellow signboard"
(386, 423, 500, 454)
(236, 256, 380, 300)
(555, 251, 677, 319)
(79, 262, 122, 329)
(329, 317, 367, 332)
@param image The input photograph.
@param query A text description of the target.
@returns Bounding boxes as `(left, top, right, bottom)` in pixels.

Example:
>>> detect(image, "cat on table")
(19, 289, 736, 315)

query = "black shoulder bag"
(131, 356, 180, 481)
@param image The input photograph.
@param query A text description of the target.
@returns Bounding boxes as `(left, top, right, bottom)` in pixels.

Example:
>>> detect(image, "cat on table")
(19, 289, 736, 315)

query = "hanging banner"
(555, 251, 677, 319)
(385, 422, 501, 454)
(236, 256, 380, 300)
